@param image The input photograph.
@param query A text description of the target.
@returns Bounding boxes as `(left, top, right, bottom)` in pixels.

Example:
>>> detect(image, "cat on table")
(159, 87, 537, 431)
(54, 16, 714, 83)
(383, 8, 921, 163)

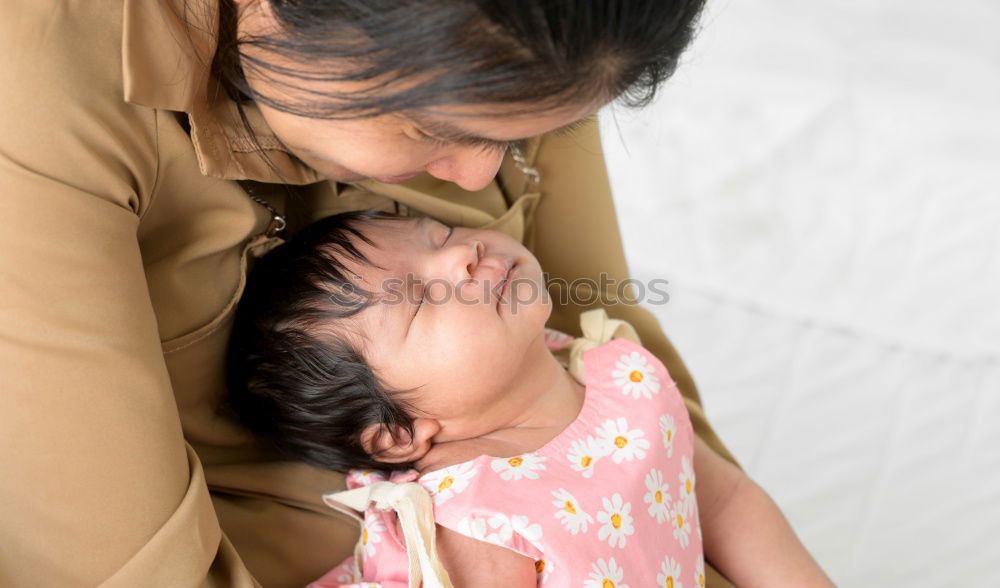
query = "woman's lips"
(375, 171, 422, 184)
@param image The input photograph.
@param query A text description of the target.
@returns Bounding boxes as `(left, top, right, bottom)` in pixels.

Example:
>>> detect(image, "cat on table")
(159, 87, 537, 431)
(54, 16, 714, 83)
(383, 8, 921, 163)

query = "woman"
(1, 0, 732, 586)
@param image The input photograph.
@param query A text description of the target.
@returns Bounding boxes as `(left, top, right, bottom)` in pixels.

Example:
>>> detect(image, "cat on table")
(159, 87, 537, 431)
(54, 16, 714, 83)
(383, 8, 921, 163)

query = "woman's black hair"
(212, 0, 707, 119)
(224, 210, 417, 472)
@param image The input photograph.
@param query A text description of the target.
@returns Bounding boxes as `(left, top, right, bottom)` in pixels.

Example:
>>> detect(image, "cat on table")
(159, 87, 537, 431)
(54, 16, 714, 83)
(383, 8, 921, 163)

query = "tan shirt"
(0, 1, 733, 586)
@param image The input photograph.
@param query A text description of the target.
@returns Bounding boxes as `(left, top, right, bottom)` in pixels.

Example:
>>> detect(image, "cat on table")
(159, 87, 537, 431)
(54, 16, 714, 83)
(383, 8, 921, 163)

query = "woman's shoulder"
(1, 0, 158, 209)
(3, 0, 129, 103)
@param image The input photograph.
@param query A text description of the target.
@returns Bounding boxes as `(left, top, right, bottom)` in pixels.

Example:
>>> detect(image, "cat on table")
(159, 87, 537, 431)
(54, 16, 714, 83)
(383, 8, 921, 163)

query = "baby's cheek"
(453, 279, 492, 306)
(434, 338, 504, 385)
(426, 280, 456, 305)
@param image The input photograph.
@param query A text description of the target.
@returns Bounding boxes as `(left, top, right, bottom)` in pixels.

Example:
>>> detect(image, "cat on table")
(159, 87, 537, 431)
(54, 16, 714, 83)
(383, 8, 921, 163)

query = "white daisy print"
(510, 515, 544, 552)
(534, 557, 555, 584)
(658, 414, 676, 457)
(567, 435, 609, 478)
(455, 516, 491, 544)
(360, 516, 385, 558)
(491, 453, 547, 481)
(656, 555, 683, 588)
(420, 461, 478, 505)
(596, 493, 635, 548)
(694, 555, 706, 588)
(612, 351, 662, 399)
(456, 512, 513, 547)
(584, 557, 630, 588)
(347, 469, 386, 488)
(596, 417, 650, 464)
(670, 498, 693, 549)
(696, 500, 703, 541)
(643, 469, 671, 524)
(551, 488, 594, 535)
(678, 455, 696, 503)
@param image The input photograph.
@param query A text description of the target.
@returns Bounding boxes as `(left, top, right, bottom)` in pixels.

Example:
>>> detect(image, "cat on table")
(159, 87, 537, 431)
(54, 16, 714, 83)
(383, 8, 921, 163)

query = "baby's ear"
(360, 418, 440, 464)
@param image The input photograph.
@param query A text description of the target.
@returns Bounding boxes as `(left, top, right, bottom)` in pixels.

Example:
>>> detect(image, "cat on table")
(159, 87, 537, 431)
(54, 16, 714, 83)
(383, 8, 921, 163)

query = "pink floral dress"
(312, 324, 704, 588)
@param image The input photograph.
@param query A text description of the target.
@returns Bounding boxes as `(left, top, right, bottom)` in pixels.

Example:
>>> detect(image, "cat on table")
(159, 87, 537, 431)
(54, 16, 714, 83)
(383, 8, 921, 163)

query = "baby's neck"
(414, 340, 585, 474)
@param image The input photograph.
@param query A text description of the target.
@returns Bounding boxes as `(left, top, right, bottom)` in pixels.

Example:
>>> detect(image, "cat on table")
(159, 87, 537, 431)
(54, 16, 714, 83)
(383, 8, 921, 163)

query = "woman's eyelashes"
(552, 118, 590, 137)
(409, 116, 587, 154)
(412, 126, 522, 153)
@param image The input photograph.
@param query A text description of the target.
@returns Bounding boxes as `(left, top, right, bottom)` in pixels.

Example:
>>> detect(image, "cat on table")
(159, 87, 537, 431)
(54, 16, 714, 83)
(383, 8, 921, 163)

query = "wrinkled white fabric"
(324, 483, 452, 588)
(601, 1, 1000, 586)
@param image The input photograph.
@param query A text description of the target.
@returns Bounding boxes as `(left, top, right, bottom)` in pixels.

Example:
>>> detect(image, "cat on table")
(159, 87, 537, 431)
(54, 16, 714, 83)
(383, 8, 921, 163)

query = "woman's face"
(235, 1, 602, 191)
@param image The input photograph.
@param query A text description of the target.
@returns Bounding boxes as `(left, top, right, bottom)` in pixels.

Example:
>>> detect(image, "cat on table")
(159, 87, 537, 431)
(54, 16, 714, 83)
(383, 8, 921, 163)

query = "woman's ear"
(360, 418, 440, 464)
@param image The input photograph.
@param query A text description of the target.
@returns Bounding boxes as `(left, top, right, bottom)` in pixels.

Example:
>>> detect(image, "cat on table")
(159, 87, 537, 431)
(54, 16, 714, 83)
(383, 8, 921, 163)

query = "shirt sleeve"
(0, 3, 257, 586)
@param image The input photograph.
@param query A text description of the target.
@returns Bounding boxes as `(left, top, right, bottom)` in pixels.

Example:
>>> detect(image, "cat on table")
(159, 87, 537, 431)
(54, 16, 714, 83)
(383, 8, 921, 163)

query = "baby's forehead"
(357, 215, 428, 244)
(349, 215, 452, 260)
(337, 215, 429, 276)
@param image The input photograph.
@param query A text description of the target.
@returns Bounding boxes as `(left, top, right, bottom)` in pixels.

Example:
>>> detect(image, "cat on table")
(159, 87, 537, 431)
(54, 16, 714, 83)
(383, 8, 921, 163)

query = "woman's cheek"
(339, 150, 424, 176)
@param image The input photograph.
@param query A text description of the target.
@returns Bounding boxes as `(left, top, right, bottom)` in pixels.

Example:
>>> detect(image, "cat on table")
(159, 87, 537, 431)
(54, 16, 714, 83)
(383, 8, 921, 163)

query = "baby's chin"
(499, 283, 551, 326)
(505, 301, 554, 361)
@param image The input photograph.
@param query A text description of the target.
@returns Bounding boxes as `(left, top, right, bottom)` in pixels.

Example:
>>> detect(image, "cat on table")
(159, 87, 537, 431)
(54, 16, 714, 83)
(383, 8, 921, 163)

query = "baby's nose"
(439, 240, 484, 282)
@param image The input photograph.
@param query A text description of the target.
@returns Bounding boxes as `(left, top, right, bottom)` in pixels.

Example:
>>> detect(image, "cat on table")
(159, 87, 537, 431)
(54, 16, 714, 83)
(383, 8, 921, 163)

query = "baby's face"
(341, 217, 552, 435)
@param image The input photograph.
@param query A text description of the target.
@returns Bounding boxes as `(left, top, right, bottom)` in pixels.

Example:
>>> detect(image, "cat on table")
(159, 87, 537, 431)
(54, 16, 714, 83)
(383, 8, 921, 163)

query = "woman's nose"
(424, 147, 505, 191)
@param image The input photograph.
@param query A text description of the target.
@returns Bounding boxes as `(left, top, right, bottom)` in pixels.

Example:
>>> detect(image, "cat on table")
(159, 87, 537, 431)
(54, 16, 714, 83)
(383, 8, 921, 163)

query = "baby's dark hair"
(225, 210, 416, 472)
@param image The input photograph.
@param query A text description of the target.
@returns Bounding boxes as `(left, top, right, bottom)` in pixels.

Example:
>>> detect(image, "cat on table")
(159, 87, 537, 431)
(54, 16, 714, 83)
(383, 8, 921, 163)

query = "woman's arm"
(0, 3, 255, 585)
(693, 435, 833, 587)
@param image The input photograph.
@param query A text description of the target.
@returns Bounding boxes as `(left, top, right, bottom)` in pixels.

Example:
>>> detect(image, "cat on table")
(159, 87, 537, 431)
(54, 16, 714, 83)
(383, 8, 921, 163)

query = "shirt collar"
(121, 0, 324, 184)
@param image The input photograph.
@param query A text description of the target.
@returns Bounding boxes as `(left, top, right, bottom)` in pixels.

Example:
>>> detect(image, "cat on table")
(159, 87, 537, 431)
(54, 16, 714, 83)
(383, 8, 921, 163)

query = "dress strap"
(323, 482, 453, 588)
(565, 309, 641, 384)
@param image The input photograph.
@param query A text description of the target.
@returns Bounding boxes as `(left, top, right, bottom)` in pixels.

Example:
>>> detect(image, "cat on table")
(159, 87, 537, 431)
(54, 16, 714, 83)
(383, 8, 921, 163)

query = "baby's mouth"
(495, 262, 514, 312)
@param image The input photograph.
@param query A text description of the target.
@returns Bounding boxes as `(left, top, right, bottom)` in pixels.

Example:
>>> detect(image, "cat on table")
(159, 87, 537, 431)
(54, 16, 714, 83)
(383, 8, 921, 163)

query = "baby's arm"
(433, 523, 537, 587)
(694, 435, 833, 586)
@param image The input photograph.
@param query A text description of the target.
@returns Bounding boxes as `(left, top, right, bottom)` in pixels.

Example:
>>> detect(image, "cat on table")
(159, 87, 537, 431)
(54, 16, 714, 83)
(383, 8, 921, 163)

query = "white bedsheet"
(599, 1, 1000, 585)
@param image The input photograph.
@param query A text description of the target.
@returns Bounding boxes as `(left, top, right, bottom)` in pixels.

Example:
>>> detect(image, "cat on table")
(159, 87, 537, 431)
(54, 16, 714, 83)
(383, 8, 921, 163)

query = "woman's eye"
(414, 128, 450, 147)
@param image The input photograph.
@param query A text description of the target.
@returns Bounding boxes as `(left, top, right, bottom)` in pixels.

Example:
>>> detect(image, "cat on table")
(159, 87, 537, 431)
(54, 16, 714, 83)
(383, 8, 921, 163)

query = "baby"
(226, 211, 830, 587)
